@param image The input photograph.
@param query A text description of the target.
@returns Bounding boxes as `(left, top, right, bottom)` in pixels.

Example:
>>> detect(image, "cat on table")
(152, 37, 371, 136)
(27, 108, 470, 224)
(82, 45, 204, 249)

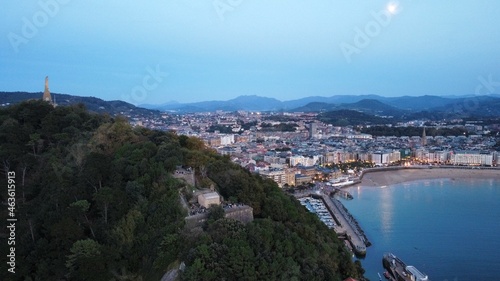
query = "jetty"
(293, 190, 370, 256)
(322, 194, 369, 256)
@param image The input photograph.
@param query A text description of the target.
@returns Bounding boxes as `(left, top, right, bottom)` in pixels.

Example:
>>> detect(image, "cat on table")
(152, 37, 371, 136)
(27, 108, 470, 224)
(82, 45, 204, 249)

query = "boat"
(330, 179, 354, 187)
(382, 253, 429, 281)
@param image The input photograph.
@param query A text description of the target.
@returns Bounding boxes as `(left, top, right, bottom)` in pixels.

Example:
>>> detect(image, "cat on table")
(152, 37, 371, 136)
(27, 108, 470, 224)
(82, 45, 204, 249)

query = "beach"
(360, 168, 500, 187)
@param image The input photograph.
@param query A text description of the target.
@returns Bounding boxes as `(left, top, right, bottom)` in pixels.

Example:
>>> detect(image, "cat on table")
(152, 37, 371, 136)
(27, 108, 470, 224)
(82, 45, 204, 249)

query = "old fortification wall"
(184, 206, 254, 229)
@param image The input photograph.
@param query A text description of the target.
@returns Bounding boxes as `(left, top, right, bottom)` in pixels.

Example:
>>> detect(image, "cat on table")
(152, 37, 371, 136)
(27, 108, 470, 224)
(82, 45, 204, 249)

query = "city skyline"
(1, 1, 500, 105)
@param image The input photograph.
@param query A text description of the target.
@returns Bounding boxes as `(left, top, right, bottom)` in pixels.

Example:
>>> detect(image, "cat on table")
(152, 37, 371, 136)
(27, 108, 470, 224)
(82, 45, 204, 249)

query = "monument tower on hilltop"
(42, 76, 56, 107)
(43, 76, 51, 102)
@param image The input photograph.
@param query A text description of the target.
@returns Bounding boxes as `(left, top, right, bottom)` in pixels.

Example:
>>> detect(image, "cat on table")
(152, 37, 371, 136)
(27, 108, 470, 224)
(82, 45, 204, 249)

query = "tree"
(112, 209, 144, 247)
(205, 205, 225, 228)
(70, 200, 96, 239)
(93, 186, 113, 224)
(66, 239, 110, 281)
(82, 152, 111, 192)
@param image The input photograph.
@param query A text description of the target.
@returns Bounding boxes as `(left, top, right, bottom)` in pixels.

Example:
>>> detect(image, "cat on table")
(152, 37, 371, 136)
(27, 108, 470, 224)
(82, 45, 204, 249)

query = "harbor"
(294, 190, 370, 257)
(298, 196, 337, 230)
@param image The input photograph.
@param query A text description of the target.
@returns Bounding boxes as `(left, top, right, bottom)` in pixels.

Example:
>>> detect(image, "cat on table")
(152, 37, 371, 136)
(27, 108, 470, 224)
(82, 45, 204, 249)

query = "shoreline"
(359, 168, 500, 187)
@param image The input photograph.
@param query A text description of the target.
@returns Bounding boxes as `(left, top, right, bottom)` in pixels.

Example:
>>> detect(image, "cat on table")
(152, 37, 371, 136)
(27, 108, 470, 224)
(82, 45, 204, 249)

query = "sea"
(342, 177, 500, 281)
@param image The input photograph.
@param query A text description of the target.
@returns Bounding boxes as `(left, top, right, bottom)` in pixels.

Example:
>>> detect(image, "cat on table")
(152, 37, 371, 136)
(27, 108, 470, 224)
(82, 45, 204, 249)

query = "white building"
(419, 150, 451, 163)
(372, 150, 400, 165)
(326, 150, 357, 164)
(220, 134, 235, 146)
(289, 155, 322, 167)
(451, 152, 494, 166)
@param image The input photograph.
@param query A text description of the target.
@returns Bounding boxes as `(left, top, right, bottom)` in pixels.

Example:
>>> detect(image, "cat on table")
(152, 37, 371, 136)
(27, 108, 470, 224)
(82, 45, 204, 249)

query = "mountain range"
(2, 92, 500, 119)
(140, 94, 459, 112)
(141, 94, 500, 117)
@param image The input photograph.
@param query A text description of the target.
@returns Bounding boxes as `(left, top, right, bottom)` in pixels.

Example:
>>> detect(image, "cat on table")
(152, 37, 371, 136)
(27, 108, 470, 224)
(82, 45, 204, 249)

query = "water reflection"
(379, 187, 393, 240)
(348, 179, 500, 280)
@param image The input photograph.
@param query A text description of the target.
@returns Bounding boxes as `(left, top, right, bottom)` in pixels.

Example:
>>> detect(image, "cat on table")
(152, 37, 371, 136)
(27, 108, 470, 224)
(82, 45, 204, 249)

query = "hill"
(341, 99, 406, 117)
(293, 99, 407, 117)
(0, 100, 365, 281)
(318, 109, 393, 126)
(381, 95, 454, 111)
(149, 95, 284, 112)
(0, 91, 159, 116)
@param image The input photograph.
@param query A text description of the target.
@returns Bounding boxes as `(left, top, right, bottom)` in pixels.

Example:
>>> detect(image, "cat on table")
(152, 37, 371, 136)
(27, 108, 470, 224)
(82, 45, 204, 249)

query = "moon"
(386, 1, 400, 15)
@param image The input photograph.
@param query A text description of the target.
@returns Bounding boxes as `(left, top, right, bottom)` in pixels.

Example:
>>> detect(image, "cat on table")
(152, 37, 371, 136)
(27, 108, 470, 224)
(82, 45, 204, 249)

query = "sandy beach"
(360, 168, 500, 187)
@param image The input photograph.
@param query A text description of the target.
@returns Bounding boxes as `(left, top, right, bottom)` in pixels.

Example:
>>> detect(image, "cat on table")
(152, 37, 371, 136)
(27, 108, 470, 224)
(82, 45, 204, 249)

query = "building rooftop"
(201, 192, 220, 200)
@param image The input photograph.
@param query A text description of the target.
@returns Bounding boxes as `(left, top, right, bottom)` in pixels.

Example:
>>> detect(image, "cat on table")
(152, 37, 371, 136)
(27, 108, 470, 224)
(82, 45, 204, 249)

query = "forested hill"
(0, 91, 158, 116)
(0, 100, 365, 281)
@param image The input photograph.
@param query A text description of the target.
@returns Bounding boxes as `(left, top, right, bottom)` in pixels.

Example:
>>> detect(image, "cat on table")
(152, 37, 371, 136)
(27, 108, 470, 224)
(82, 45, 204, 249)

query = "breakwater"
(328, 195, 371, 247)
(293, 191, 370, 256)
(322, 193, 367, 256)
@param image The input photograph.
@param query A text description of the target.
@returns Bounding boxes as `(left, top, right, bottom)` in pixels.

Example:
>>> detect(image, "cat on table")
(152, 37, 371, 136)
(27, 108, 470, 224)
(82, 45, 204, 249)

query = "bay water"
(342, 178, 500, 281)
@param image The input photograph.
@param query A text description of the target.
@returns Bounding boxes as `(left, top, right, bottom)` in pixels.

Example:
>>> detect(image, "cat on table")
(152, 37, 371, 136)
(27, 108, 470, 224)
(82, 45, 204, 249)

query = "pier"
(321, 194, 369, 256)
(293, 191, 369, 256)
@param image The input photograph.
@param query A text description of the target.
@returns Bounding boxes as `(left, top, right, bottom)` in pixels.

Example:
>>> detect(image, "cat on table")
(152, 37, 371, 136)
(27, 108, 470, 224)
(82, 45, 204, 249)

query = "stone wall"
(173, 167, 195, 186)
(184, 205, 254, 229)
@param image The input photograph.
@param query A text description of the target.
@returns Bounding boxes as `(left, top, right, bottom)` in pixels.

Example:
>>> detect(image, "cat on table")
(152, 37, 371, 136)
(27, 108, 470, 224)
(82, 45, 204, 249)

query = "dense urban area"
(124, 109, 500, 188)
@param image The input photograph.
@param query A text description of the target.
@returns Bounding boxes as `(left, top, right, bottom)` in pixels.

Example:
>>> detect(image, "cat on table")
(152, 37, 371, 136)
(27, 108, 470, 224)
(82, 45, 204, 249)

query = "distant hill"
(381, 95, 455, 111)
(318, 109, 393, 126)
(429, 96, 500, 118)
(143, 93, 500, 115)
(280, 94, 382, 109)
(148, 94, 389, 112)
(0, 91, 159, 116)
(292, 102, 337, 112)
(294, 99, 407, 116)
(145, 95, 283, 112)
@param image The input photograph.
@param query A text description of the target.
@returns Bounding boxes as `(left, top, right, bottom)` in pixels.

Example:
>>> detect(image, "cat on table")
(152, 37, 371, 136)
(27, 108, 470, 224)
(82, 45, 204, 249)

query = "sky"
(1, 0, 500, 105)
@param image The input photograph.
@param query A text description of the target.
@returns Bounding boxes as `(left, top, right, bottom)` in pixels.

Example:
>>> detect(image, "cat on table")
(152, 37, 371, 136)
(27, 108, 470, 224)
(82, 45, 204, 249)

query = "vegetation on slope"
(318, 109, 391, 126)
(0, 100, 364, 281)
(360, 126, 468, 137)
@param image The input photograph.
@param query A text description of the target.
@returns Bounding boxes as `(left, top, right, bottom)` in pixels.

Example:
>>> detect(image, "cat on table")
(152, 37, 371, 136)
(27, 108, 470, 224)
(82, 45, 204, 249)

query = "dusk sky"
(1, 0, 500, 104)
